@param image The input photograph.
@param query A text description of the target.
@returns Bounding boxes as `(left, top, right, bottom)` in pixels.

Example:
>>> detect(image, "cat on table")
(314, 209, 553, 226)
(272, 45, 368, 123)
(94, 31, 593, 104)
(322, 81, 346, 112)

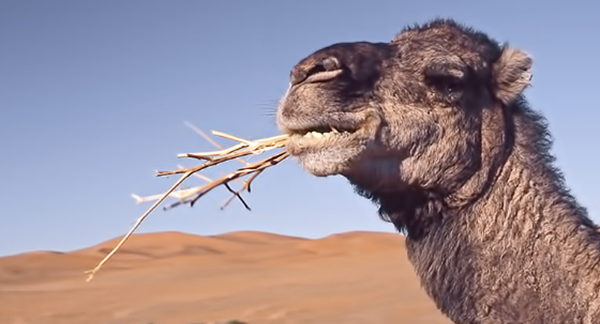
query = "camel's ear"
(492, 45, 533, 104)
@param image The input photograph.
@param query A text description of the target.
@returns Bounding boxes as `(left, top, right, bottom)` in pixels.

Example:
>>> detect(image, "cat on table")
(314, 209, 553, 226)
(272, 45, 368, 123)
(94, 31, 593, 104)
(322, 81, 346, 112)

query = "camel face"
(276, 41, 392, 178)
(277, 20, 532, 194)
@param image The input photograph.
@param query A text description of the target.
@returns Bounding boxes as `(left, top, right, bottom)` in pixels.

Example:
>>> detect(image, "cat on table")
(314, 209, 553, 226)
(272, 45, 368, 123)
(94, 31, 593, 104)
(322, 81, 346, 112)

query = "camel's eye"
(427, 74, 461, 95)
(424, 65, 465, 98)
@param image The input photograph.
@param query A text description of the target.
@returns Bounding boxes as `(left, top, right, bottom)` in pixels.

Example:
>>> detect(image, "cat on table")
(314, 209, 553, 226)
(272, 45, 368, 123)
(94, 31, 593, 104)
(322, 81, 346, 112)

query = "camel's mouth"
(286, 121, 363, 150)
(282, 116, 379, 177)
(289, 124, 357, 142)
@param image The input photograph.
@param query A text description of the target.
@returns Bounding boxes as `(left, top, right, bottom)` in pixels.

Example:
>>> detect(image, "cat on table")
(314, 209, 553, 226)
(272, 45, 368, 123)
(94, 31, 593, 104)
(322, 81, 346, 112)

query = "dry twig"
(85, 129, 289, 281)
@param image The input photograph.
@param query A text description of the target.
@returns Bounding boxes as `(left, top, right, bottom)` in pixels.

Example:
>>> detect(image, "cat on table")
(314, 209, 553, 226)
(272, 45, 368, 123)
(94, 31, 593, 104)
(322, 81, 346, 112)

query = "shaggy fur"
(276, 18, 600, 323)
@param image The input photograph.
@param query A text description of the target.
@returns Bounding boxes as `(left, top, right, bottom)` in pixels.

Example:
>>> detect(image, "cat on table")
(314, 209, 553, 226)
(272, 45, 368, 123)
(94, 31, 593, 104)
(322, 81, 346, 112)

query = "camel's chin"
(286, 132, 365, 177)
(291, 149, 358, 177)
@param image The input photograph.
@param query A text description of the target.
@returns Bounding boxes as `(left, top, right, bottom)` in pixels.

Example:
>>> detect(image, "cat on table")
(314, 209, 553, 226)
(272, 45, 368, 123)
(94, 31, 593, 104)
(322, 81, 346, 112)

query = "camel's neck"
(399, 118, 600, 323)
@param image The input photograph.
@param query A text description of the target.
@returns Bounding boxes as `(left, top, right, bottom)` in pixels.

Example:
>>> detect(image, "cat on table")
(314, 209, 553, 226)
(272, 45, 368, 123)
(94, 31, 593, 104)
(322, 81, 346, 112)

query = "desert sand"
(0, 231, 452, 324)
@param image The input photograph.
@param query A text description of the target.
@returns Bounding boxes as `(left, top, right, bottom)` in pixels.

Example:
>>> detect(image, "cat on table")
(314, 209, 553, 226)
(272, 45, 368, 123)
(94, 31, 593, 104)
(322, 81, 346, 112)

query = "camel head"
(276, 19, 533, 197)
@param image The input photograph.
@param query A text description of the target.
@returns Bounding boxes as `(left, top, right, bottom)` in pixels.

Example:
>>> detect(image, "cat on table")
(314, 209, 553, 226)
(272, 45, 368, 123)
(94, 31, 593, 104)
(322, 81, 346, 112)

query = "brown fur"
(276, 19, 600, 323)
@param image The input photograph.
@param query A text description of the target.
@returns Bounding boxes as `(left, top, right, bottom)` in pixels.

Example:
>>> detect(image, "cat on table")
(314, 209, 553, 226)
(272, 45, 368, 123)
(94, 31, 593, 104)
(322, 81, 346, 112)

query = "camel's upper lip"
(277, 108, 381, 143)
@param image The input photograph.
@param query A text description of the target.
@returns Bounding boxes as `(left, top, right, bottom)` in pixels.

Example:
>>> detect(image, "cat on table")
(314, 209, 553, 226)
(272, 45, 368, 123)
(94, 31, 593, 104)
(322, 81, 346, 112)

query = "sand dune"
(0, 231, 451, 324)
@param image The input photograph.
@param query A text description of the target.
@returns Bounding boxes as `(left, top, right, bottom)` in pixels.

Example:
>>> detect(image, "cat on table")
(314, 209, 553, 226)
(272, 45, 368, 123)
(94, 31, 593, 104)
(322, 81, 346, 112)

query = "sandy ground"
(0, 231, 452, 324)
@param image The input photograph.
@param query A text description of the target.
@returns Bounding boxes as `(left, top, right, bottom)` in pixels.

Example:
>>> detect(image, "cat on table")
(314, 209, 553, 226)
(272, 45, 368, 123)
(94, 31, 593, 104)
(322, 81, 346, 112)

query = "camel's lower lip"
(285, 128, 365, 177)
(281, 115, 380, 177)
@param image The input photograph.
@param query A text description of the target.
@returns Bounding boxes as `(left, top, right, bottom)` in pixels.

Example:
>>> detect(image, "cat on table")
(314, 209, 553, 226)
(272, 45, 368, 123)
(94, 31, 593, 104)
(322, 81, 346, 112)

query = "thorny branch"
(85, 129, 289, 281)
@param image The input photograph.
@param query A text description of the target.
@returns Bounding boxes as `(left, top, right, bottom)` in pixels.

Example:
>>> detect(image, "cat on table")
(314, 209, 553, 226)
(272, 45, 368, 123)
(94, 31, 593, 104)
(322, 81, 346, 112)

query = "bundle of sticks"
(85, 123, 290, 281)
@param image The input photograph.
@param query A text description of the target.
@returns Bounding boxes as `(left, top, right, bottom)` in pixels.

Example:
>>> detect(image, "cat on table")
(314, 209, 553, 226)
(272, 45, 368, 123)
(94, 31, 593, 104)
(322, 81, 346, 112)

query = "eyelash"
(428, 75, 462, 96)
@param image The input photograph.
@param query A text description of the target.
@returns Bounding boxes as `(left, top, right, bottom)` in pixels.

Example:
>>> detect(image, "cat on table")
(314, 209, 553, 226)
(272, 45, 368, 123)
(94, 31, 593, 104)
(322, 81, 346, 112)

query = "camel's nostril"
(322, 57, 341, 71)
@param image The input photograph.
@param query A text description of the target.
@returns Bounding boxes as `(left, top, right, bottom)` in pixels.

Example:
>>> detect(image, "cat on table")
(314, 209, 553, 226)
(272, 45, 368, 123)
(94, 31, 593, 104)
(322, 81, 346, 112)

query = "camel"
(276, 18, 600, 324)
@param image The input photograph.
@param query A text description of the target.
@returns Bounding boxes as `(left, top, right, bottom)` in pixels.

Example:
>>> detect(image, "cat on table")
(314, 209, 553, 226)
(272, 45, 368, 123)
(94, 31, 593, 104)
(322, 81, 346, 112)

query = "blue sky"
(1, 0, 599, 257)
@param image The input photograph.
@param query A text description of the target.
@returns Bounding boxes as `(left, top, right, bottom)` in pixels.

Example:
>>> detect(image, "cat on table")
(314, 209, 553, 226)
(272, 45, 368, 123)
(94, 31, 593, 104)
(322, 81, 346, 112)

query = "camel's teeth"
(302, 130, 337, 140)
